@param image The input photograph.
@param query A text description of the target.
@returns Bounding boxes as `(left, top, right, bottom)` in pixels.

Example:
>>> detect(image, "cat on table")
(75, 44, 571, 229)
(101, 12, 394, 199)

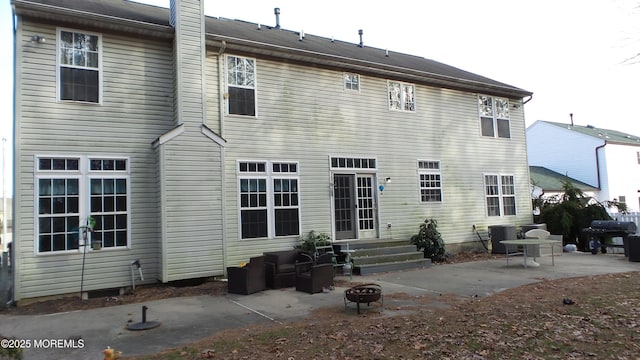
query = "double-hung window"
(484, 174, 516, 217)
(479, 95, 510, 138)
(238, 161, 300, 239)
(388, 81, 415, 111)
(36, 156, 130, 253)
(58, 29, 101, 103)
(37, 158, 81, 252)
(418, 160, 442, 202)
(227, 55, 256, 116)
(344, 73, 360, 91)
(89, 159, 129, 248)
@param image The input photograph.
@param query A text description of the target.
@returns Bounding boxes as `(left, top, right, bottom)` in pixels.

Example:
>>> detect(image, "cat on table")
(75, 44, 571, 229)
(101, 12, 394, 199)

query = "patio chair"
(227, 256, 267, 295)
(524, 229, 551, 261)
(295, 253, 334, 294)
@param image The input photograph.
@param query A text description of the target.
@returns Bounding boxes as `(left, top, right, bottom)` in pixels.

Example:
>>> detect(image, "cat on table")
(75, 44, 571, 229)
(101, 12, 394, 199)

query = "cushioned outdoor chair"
(227, 256, 267, 295)
(264, 249, 312, 289)
(295, 253, 334, 294)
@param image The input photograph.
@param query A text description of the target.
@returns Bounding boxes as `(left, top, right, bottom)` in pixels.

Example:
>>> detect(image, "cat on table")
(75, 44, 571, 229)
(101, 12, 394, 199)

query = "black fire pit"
(344, 283, 383, 314)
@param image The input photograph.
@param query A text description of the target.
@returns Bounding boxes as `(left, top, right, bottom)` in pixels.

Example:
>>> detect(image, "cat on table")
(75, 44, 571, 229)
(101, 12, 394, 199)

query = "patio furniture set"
(227, 248, 385, 314)
(226, 249, 334, 295)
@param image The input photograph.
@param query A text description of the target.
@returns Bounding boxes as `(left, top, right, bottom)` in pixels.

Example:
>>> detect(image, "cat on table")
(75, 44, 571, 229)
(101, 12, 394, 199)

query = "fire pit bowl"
(344, 283, 383, 314)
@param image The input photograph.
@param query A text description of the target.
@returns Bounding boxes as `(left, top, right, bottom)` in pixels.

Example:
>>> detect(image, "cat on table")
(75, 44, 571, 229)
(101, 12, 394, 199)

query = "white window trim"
(387, 81, 416, 112)
(417, 160, 443, 203)
(56, 27, 103, 104)
(225, 54, 258, 117)
(478, 95, 511, 138)
(34, 155, 131, 255)
(344, 72, 360, 92)
(483, 173, 517, 217)
(237, 160, 301, 239)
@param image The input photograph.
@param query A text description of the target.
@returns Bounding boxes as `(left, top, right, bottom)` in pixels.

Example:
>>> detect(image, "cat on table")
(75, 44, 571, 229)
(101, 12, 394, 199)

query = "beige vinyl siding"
(172, 0, 205, 126)
(14, 20, 174, 300)
(159, 129, 224, 282)
(220, 57, 531, 265)
(159, 0, 223, 281)
(204, 51, 221, 134)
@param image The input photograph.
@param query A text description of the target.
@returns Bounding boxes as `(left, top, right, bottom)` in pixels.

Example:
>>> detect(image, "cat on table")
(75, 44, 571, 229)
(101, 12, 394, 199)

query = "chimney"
(274, 8, 280, 29)
(358, 29, 363, 47)
(168, 0, 206, 126)
(570, 113, 574, 126)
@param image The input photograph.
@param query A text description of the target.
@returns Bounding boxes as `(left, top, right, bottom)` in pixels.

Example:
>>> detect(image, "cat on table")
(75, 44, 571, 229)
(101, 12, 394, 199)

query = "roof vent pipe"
(358, 29, 363, 47)
(274, 8, 280, 29)
(570, 113, 574, 126)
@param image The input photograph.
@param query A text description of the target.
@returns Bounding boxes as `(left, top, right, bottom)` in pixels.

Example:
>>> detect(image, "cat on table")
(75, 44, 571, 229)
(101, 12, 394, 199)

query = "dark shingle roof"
(13, 0, 531, 98)
(529, 166, 598, 192)
(544, 121, 640, 146)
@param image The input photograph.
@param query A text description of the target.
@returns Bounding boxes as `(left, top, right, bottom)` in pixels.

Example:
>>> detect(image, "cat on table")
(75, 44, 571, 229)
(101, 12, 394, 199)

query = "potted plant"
(298, 230, 331, 254)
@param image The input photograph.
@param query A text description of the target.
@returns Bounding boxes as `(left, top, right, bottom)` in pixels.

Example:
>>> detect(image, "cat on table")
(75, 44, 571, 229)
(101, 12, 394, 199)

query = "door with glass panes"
(333, 174, 377, 240)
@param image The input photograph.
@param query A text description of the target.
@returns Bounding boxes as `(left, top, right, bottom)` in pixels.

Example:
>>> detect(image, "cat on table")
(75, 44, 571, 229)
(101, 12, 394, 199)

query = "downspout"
(218, 41, 226, 138)
(523, 95, 533, 105)
(595, 143, 606, 190)
(9, 6, 18, 306)
(217, 41, 228, 274)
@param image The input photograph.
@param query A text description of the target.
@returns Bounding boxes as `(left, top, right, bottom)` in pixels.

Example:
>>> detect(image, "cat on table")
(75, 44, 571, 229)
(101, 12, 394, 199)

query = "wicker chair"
(295, 253, 334, 294)
(264, 250, 312, 289)
(227, 256, 267, 295)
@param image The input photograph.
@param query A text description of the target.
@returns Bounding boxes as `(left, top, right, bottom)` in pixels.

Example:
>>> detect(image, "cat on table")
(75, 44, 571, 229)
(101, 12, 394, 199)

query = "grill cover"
(588, 220, 637, 233)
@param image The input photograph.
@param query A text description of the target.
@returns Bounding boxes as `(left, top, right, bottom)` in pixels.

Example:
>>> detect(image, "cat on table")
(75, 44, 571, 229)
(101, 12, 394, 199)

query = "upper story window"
(227, 55, 256, 116)
(484, 174, 516, 217)
(388, 81, 415, 111)
(479, 95, 510, 138)
(58, 29, 101, 103)
(344, 73, 360, 91)
(418, 160, 442, 202)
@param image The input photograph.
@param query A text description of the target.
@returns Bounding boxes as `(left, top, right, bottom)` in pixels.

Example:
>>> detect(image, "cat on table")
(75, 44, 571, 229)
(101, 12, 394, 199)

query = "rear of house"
(11, 0, 534, 303)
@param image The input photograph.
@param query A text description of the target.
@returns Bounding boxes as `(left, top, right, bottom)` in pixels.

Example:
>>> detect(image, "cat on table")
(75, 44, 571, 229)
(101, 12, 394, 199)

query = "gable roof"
(13, 0, 532, 99)
(542, 121, 640, 147)
(529, 166, 598, 192)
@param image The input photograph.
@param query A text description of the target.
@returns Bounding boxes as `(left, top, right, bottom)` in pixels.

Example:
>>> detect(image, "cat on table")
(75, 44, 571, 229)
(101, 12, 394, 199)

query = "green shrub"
(410, 218, 446, 262)
(298, 230, 331, 253)
(537, 181, 624, 251)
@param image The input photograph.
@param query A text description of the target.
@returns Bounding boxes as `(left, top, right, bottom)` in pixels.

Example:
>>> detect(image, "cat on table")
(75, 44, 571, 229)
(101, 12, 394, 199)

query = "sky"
(1, 0, 639, 196)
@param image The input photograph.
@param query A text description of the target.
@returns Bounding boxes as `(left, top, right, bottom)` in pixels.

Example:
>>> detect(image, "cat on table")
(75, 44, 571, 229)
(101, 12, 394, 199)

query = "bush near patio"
(534, 180, 626, 251)
(410, 218, 446, 262)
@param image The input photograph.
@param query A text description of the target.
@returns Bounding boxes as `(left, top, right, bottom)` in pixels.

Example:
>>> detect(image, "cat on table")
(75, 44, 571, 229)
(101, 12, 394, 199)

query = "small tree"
(410, 218, 446, 262)
(537, 181, 626, 251)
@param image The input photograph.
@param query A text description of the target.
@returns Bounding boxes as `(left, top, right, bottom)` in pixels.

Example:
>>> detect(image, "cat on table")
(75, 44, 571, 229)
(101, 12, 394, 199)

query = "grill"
(583, 220, 637, 237)
(583, 220, 637, 254)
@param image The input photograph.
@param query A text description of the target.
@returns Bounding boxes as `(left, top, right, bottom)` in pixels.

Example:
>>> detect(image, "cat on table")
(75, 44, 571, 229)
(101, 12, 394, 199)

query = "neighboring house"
(529, 166, 599, 213)
(11, 0, 533, 302)
(529, 166, 599, 199)
(527, 121, 640, 212)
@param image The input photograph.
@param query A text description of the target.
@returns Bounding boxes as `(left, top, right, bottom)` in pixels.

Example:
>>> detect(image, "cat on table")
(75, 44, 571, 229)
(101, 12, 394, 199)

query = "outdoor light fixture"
(385, 177, 391, 183)
(31, 35, 46, 43)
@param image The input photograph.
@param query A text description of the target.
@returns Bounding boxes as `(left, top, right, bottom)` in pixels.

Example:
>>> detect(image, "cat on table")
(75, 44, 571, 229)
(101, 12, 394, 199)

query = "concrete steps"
(334, 239, 431, 275)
